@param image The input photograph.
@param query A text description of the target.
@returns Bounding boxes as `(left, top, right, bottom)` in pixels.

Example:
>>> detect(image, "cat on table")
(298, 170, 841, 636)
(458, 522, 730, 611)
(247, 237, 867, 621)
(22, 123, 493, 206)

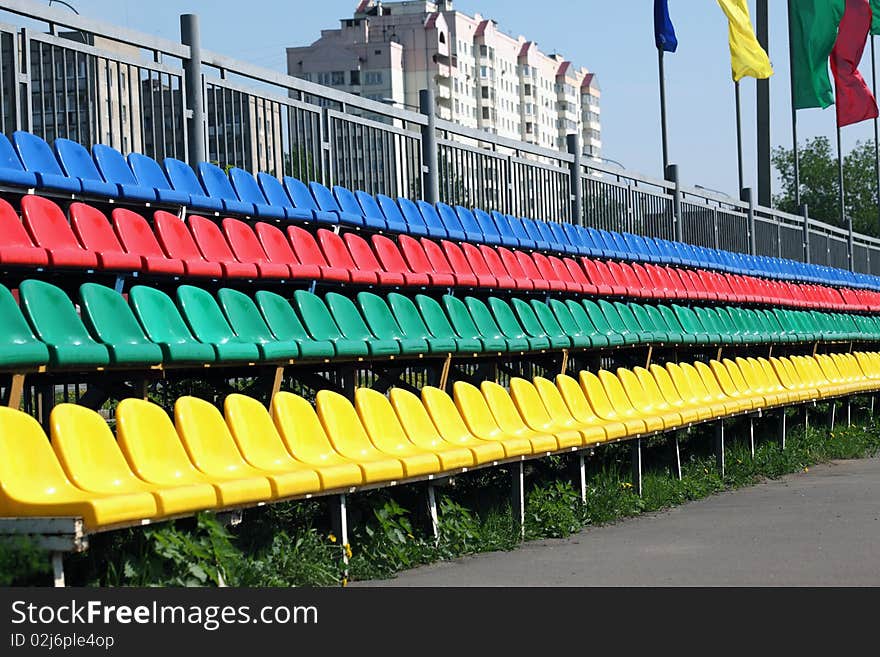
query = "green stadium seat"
(291, 290, 369, 358)
(217, 289, 300, 361)
(356, 292, 430, 355)
(414, 294, 482, 354)
(548, 299, 599, 349)
(0, 283, 50, 369)
(324, 292, 401, 356)
(514, 299, 572, 349)
(488, 297, 552, 351)
(467, 296, 530, 352)
(387, 293, 458, 354)
(19, 280, 110, 368)
(129, 286, 217, 364)
(253, 291, 335, 359)
(176, 286, 261, 362)
(442, 295, 508, 353)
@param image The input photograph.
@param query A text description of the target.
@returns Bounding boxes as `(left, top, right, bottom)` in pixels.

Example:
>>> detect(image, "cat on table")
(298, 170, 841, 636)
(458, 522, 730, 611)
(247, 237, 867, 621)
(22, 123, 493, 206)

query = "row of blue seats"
(0, 130, 877, 292)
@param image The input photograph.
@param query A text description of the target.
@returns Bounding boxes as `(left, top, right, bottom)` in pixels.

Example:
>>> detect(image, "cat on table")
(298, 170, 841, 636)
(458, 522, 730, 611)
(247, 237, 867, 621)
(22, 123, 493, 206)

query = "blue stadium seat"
(604, 230, 632, 259)
(163, 158, 224, 212)
(547, 222, 578, 255)
(309, 181, 363, 227)
(92, 144, 157, 202)
(229, 168, 286, 220)
(355, 191, 390, 231)
(127, 153, 191, 206)
(454, 206, 486, 243)
(521, 219, 551, 251)
(573, 225, 603, 257)
(436, 202, 469, 241)
(534, 221, 564, 252)
(473, 208, 504, 246)
(53, 138, 119, 198)
(13, 131, 81, 194)
(331, 185, 372, 228)
(375, 194, 410, 234)
(560, 223, 588, 256)
(416, 201, 450, 239)
(0, 133, 38, 188)
(197, 162, 255, 215)
(490, 211, 522, 248)
(255, 173, 310, 220)
(394, 197, 431, 237)
(283, 177, 338, 225)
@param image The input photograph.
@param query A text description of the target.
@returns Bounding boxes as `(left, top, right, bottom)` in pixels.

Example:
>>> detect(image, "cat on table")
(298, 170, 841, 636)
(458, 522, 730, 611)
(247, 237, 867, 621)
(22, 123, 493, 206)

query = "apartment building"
(286, 0, 601, 157)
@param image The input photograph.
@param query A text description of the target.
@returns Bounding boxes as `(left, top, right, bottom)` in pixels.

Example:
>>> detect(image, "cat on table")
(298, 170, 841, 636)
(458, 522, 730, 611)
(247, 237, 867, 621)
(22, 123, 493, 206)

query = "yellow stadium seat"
(790, 356, 838, 398)
(117, 399, 271, 508)
(677, 363, 739, 417)
(391, 387, 502, 466)
(481, 381, 566, 451)
(555, 374, 628, 440)
(269, 392, 364, 490)
(0, 407, 156, 530)
(222, 394, 333, 495)
(451, 381, 545, 455)
(754, 358, 809, 403)
(734, 357, 789, 408)
(315, 390, 407, 483)
(649, 364, 715, 421)
(355, 388, 458, 474)
(633, 367, 699, 425)
(771, 356, 817, 400)
(579, 371, 647, 436)
(51, 404, 216, 518)
(509, 377, 586, 448)
(709, 360, 760, 410)
(854, 352, 880, 380)
(598, 370, 665, 434)
(175, 396, 316, 499)
(617, 368, 684, 430)
(834, 354, 875, 391)
(690, 362, 746, 415)
(533, 377, 608, 444)
(424, 385, 530, 459)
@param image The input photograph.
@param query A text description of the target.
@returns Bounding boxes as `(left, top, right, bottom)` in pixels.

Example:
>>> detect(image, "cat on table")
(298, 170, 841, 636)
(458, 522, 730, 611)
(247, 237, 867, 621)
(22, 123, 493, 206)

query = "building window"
(439, 32, 446, 44)
(350, 70, 361, 85)
(331, 71, 345, 85)
(482, 107, 490, 120)
(481, 86, 489, 99)
(364, 71, 383, 85)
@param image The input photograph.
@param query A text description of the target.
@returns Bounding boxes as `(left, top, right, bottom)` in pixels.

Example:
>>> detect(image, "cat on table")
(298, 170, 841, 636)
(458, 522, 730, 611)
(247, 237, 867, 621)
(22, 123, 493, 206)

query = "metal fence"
(2, 0, 880, 275)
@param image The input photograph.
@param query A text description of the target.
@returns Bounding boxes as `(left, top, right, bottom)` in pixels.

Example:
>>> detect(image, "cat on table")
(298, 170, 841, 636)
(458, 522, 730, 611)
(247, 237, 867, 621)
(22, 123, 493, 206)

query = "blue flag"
(654, 0, 678, 52)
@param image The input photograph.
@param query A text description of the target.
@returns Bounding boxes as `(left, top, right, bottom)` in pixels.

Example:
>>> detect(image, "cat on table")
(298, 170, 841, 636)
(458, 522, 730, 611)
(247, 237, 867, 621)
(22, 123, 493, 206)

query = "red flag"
(831, 0, 879, 127)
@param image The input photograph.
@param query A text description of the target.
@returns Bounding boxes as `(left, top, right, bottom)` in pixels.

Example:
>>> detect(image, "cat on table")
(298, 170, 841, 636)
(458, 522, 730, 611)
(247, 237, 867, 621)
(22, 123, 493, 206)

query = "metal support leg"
(52, 552, 65, 588)
(113, 275, 125, 294)
(714, 422, 725, 477)
(426, 483, 439, 542)
(578, 452, 587, 503)
(829, 402, 836, 430)
(804, 405, 809, 436)
(439, 354, 452, 392)
(511, 462, 525, 540)
(561, 349, 570, 376)
(672, 433, 682, 481)
(631, 439, 643, 497)
(331, 494, 350, 568)
(645, 345, 653, 369)
(749, 416, 755, 459)
(846, 398, 852, 427)
(270, 366, 285, 401)
(780, 410, 787, 450)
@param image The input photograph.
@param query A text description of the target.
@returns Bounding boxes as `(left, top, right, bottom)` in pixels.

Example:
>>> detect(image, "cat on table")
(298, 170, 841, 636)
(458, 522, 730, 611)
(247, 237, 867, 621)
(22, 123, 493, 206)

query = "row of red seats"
(0, 195, 877, 313)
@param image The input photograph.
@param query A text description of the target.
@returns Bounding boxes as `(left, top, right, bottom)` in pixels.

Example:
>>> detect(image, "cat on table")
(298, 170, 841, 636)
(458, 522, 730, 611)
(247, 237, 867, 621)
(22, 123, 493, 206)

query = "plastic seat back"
(127, 152, 188, 204)
(224, 394, 306, 470)
(396, 197, 430, 235)
(69, 202, 138, 268)
(20, 195, 96, 266)
(271, 391, 353, 469)
(78, 283, 163, 364)
(256, 172, 296, 211)
(292, 290, 346, 342)
(92, 143, 141, 187)
(13, 131, 67, 178)
(164, 157, 209, 198)
(0, 283, 50, 367)
(54, 138, 115, 193)
(228, 167, 270, 206)
(129, 285, 215, 363)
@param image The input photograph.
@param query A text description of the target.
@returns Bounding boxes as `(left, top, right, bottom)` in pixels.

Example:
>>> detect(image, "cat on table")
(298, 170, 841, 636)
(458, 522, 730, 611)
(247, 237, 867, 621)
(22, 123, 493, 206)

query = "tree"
(772, 136, 880, 237)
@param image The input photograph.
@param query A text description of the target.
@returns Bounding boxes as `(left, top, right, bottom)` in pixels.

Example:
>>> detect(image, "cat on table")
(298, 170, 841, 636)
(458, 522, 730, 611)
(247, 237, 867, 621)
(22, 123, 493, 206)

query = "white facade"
(286, 0, 601, 156)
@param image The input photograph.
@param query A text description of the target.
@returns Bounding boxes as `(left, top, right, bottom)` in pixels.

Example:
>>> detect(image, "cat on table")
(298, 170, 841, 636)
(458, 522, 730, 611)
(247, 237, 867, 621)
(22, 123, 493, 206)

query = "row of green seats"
(2, 281, 879, 372)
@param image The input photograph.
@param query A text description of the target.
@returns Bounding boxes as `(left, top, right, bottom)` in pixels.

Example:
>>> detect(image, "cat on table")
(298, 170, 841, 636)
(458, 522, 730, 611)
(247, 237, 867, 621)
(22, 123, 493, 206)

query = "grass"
(4, 402, 879, 587)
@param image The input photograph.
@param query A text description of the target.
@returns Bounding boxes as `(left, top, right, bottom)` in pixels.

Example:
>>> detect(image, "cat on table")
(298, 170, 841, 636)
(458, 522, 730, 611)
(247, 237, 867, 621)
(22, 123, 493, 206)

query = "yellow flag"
(718, 0, 774, 81)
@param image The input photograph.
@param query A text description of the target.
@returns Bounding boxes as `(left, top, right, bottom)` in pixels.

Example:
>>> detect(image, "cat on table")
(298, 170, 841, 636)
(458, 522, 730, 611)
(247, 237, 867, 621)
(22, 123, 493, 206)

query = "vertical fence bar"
(180, 13, 205, 167)
(419, 89, 439, 205)
(566, 132, 583, 226)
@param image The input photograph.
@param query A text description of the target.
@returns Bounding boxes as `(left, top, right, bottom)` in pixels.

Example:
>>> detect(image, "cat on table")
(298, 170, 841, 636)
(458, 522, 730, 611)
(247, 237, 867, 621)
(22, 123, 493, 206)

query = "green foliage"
(524, 480, 585, 540)
(0, 537, 51, 586)
(772, 136, 880, 236)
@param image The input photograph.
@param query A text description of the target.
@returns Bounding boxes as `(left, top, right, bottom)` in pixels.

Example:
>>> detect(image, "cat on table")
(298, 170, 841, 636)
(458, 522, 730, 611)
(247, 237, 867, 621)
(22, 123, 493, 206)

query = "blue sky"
(29, 0, 880, 198)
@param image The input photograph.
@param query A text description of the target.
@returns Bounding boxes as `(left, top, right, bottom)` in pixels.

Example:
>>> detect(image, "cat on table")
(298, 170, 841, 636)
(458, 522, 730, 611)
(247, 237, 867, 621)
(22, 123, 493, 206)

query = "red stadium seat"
(580, 258, 614, 296)
(153, 211, 223, 278)
(498, 247, 549, 292)
(222, 218, 290, 279)
(561, 257, 599, 296)
(442, 240, 495, 288)
(478, 245, 529, 290)
(465, 244, 515, 289)
(371, 235, 432, 287)
(421, 238, 477, 287)
(0, 197, 48, 267)
(398, 235, 456, 288)
(111, 209, 185, 276)
(516, 251, 566, 293)
(253, 222, 322, 280)
(21, 195, 98, 269)
(287, 226, 350, 283)
(317, 229, 377, 285)
(533, 253, 576, 293)
(188, 215, 258, 279)
(69, 202, 142, 271)
(343, 233, 405, 286)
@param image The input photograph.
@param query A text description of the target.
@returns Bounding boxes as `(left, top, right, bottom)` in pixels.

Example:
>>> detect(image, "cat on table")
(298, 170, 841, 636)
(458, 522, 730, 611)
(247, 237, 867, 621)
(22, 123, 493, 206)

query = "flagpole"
(658, 48, 670, 175)
(735, 80, 745, 195)
(837, 122, 853, 270)
(872, 35, 880, 232)
(787, 0, 802, 209)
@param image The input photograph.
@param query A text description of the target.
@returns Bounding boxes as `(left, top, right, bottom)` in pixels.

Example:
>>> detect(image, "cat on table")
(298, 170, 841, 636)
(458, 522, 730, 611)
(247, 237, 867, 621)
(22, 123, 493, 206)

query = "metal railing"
(2, 0, 880, 275)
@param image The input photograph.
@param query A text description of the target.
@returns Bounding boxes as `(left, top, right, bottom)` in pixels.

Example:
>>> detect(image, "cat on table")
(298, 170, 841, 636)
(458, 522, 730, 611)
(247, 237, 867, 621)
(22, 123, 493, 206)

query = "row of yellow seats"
(0, 352, 876, 531)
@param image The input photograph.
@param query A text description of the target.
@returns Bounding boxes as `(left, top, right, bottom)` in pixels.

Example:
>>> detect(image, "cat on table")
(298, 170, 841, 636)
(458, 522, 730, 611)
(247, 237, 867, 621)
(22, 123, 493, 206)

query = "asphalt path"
(360, 457, 880, 586)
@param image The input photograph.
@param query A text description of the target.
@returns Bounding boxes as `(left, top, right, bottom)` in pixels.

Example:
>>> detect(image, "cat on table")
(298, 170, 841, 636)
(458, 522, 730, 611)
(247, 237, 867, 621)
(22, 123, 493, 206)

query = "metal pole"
(658, 49, 670, 176)
(787, 0, 802, 209)
(667, 163, 683, 242)
(756, 0, 772, 207)
(837, 122, 854, 271)
(567, 133, 584, 226)
(872, 36, 880, 233)
(802, 203, 811, 263)
(419, 89, 440, 205)
(180, 14, 206, 167)
(735, 80, 745, 195)
(744, 187, 757, 255)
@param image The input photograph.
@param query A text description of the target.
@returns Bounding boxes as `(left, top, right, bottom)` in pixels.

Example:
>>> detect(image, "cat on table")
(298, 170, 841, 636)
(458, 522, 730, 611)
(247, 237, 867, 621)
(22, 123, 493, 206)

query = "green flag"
(872, 0, 880, 34)
(790, 0, 846, 109)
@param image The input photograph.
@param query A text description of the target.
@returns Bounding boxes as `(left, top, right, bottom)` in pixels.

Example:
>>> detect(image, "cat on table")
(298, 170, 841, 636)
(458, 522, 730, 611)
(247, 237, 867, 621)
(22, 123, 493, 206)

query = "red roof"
(475, 19, 491, 37)
(582, 73, 596, 88)
(355, 0, 370, 13)
(556, 61, 572, 78)
(425, 11, 439, 29)
(518, 40, 534, 58)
